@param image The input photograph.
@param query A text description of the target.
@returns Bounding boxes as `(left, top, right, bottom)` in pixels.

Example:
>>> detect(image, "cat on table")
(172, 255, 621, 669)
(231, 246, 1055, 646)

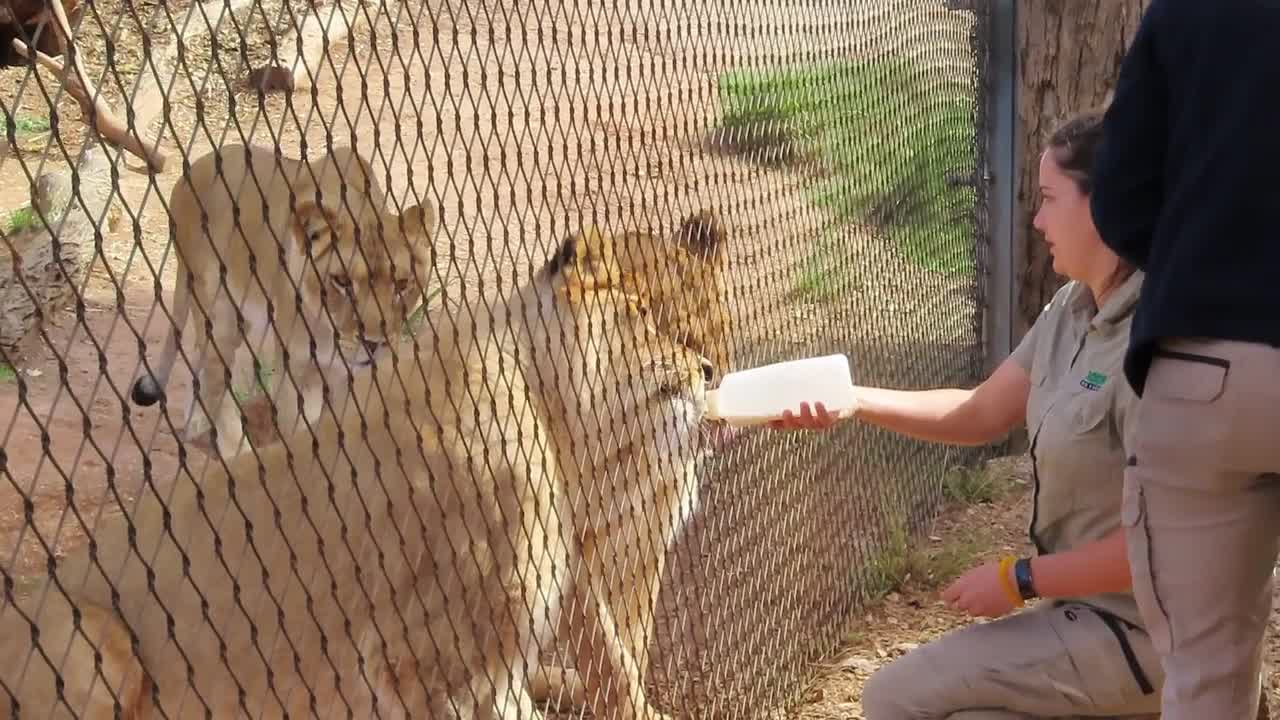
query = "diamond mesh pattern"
(0, 0, 992, 716)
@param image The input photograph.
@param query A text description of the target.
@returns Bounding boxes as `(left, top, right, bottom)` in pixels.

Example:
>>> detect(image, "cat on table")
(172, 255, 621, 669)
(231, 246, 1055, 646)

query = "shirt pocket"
(1067, 385, 1111, 436)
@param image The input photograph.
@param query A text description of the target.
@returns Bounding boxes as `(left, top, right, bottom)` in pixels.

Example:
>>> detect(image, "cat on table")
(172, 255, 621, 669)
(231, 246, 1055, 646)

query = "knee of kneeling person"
(860, 654, 925, 719)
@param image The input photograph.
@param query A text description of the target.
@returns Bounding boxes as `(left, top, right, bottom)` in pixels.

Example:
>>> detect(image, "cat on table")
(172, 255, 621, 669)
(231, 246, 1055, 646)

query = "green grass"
(791, 226, 864, 303)
(232, 360, 275, 402)
(3, 206, 40, 235)
(942, 463, 1018, 506)
(13, 115, 50, 135)
(860, 516, 981, 602)
(0, 364, 15, 383)
(715, 57, 977, 278)
(860, 519, 924, 601)
(401, 285, 444, 340)
(856, 461, 1018, 603)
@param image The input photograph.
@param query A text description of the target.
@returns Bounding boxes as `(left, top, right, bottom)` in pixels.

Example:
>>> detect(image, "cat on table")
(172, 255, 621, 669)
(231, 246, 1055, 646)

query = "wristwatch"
(1013, 557, 1037, 601)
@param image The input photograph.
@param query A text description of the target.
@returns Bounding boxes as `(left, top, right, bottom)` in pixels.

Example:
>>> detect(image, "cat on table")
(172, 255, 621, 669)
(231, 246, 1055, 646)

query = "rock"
(248, 65, 295, 93)
(0, 143, 113, 357)
(836, 656, 879, 675)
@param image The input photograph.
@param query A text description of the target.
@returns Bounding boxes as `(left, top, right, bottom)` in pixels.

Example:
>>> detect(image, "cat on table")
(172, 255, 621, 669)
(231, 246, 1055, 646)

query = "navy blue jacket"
(1090, 0, 1280, 396)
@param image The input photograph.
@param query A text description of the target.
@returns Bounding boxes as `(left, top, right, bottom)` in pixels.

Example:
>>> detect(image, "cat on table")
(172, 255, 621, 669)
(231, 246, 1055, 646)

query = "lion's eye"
(331, 275, 352, 289)
(657, 380, 684, 399)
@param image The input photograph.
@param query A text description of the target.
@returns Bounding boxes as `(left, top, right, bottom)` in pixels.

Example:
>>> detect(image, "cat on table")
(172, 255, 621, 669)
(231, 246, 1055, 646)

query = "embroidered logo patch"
(1080, 370, 1108, 391)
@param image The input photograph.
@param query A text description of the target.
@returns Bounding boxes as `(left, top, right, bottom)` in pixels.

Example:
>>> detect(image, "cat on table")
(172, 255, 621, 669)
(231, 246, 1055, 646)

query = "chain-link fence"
(0, 0, 996, 716)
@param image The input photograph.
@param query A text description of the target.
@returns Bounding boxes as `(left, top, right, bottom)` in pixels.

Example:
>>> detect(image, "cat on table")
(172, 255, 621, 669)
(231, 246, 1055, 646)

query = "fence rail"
(0, 0, 997, 716)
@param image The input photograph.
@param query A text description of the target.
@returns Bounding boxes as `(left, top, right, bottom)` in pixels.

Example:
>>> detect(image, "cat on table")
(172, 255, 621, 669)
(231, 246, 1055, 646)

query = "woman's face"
(1033, 149, 1108, 283)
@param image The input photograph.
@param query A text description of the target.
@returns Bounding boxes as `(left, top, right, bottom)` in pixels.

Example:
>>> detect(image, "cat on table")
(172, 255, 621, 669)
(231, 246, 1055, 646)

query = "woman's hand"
(768, 401, 845, 431)
(940, 560, 1021, 619)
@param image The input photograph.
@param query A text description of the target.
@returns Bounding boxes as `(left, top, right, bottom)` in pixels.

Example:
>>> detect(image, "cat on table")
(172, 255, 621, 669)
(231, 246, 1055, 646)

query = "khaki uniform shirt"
(1010, 270, 1145, 628)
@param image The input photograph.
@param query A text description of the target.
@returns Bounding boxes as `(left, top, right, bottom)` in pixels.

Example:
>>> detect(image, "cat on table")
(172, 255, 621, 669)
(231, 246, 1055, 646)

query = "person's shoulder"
(1150, 0, 1267, 31)
(1039, 280, 1086, 319)
(1020, 281, 1085, 349)
(1050, 279, 1085, 304)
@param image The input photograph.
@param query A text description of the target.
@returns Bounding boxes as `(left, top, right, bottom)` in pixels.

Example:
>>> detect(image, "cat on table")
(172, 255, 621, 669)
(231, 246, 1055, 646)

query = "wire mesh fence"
(0, 0, 996, 716)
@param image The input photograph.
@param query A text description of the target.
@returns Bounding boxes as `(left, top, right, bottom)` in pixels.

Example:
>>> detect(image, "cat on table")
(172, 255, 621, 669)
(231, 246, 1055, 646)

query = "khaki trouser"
(860, 601, 1162, 719)
(1123, 337, 1280, 720)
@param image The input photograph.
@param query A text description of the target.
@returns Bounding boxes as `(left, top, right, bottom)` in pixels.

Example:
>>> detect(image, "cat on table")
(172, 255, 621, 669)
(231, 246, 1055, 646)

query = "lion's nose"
(363, 339, 383, 356)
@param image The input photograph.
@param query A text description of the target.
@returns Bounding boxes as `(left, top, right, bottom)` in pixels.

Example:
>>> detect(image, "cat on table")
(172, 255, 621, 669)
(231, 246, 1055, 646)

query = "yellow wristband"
(998, 555, 1025, 607)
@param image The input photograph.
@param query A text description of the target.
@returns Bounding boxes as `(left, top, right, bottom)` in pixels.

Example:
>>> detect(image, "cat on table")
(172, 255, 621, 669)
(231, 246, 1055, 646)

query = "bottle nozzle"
(704, 389, 721, 420)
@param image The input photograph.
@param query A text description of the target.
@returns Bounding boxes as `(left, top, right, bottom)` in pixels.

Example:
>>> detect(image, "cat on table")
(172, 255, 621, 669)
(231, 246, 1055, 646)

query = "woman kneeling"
(775, 109, 1160, 719)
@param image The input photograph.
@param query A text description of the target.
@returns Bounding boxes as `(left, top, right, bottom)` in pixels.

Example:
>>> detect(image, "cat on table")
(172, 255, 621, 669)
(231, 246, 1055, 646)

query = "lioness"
(129, 142, 437, 457)
(0, 209, 734, 718)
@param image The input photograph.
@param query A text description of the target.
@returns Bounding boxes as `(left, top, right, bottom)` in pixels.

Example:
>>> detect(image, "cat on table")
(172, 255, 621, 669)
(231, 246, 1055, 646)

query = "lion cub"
(130, 143, 437, 456)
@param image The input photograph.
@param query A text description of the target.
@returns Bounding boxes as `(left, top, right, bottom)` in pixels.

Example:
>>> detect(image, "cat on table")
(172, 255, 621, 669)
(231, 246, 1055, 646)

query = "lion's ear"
(674, 208, 726, 259)
(546, 225, 620, 287)
(395, 201, 439, 238)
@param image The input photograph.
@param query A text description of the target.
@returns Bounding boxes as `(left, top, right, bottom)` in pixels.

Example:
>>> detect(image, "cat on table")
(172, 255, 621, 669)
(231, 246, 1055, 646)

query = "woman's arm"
(773, 355, 1032, 447)
(1025, 527, 1132, 599)
(943, 527, 1133, 618)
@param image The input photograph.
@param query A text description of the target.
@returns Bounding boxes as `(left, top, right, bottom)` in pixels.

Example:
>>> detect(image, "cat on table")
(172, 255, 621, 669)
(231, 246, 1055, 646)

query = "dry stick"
(10, 39, 168, 173)
(41, 0, 167, 171)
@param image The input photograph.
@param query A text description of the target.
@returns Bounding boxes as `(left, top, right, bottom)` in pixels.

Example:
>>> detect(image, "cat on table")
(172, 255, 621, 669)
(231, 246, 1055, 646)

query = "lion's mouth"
(354, 338, 388, 367)
(698, 417, 741, 453)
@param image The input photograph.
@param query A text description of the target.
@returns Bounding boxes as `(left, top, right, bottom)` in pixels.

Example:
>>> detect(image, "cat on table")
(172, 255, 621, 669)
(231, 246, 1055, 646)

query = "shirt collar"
(1066, 269, 1144, 330)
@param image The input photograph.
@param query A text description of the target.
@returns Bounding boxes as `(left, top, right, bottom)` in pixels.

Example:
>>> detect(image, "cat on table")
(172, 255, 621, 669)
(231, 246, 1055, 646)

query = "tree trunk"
(1014, 0, 1151, 340)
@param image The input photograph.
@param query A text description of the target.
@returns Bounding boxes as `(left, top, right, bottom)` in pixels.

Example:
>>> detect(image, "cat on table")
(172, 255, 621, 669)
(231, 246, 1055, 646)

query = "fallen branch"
(10, 0, 168, 173)
(0, 0, 83, 66)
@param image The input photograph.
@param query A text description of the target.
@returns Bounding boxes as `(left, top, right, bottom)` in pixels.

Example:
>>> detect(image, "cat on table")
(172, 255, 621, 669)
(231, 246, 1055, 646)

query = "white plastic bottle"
(704, 353, 858, 426)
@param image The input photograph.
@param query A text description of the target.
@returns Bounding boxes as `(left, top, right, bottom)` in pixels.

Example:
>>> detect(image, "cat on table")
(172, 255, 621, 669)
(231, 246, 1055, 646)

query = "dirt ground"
(788, 454, 1280, 719)
(0, 0, 993, 715)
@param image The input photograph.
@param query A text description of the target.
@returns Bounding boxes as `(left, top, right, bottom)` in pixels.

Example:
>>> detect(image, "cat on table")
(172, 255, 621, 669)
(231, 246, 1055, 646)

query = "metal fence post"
(984, 0, 1018, 375)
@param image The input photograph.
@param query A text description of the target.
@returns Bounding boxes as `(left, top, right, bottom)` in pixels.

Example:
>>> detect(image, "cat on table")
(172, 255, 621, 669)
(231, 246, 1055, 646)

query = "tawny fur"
(1, 209, 733, 720)
(128, 142, 438, 458)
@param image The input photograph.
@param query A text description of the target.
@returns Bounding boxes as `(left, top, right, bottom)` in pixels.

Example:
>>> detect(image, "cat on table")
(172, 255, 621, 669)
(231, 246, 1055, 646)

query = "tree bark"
(1013, 0, 1151, 340)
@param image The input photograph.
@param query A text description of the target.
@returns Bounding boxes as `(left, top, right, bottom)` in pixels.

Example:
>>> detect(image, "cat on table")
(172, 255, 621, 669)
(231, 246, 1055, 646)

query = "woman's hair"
(1046, 107, 1136, 296)
(1046, 108, 1107, 196)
